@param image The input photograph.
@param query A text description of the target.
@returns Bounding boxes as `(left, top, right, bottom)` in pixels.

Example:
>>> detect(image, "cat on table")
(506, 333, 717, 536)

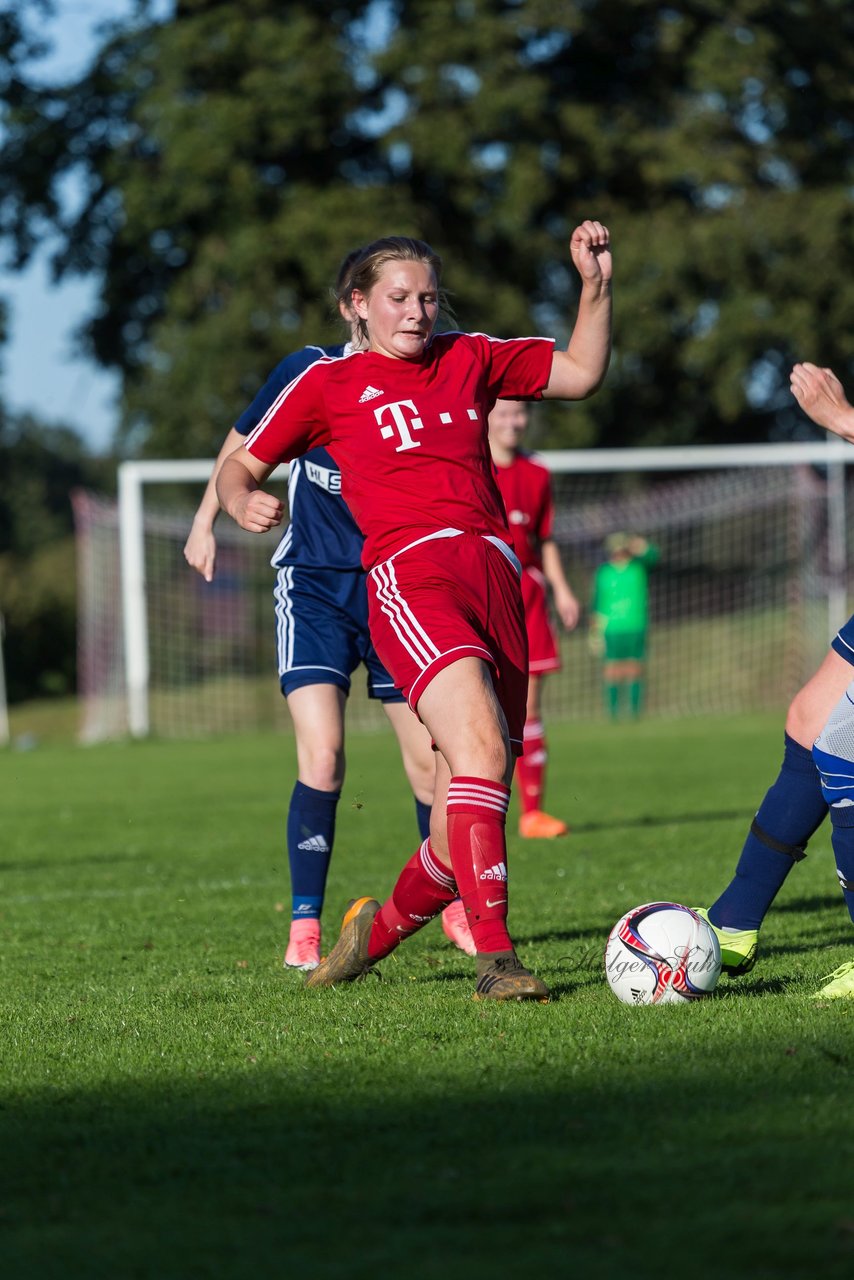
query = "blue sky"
(0, 1, 148, 453)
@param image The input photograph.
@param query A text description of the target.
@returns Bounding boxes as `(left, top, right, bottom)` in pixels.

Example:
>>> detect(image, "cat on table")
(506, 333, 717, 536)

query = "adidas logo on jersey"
(297, 835, 330, 853)
(358, 384, 384, 403)
(479, 861, 508, 881)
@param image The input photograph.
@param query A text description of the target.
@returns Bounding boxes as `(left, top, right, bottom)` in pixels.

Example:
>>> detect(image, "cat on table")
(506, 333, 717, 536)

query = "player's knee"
(405, 759, 435, 806)
(786, 687, 825, 748)
(298, 743, 345, 792)
(448, 733, 511, 785)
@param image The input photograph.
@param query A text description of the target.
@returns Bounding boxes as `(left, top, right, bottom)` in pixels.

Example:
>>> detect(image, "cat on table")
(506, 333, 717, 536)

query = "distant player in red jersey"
(488, 398, 580, 839)
(217, 220, 612, 1001)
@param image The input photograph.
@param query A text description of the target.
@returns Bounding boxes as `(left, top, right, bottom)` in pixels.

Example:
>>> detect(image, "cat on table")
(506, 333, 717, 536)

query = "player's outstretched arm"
(184, 427, 246, 581)
(545, 219, 612, 402)
(790, 363, 854, 443)
(217, 446, 284, 533)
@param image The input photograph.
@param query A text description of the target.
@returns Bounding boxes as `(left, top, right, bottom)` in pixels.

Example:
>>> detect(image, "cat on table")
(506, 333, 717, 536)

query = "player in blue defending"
(696, 361, 854, 996)
(184, 253, 461, 969)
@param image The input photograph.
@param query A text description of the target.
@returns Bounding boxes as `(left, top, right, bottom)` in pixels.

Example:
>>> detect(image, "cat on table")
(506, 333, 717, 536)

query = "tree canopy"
(2, 0, 853, 454)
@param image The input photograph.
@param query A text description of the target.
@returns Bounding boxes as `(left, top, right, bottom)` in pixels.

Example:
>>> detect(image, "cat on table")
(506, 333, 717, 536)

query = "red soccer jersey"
(244, 331, 554, 568)
(492, 451, 554, 572)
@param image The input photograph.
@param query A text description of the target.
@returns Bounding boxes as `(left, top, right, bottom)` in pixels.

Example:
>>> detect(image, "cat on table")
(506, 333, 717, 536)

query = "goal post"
(73, 441, 853, 741)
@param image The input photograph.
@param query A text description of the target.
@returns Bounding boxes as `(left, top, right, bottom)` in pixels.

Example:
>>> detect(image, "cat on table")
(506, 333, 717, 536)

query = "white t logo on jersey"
(374, 400, 424, 452)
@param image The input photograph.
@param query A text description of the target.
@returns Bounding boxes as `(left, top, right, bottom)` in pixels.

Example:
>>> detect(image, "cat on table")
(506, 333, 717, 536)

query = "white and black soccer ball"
(604, 902, 722, 1006)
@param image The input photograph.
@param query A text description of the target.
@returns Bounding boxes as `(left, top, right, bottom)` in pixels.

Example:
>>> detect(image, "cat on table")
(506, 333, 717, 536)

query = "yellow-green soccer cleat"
(693, 907, 758, 977)
(304, 897, 380, 989)
(813, 959, 854, 1000)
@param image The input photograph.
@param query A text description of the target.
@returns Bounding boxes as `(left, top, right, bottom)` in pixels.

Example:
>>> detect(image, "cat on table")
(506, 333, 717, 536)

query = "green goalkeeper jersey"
(592, 547, 659, 633)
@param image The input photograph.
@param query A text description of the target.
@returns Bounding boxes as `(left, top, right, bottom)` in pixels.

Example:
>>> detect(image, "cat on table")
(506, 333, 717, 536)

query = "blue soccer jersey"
(234, 344, 364, 571)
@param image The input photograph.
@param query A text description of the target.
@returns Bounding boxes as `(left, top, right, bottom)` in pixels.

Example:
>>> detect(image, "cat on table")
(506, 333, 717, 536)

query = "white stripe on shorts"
(371, 558, 441, 669)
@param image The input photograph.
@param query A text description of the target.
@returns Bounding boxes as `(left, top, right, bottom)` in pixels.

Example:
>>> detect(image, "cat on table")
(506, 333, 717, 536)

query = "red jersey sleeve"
(243, 360, 332, 465)
(472, 334, 555, 401)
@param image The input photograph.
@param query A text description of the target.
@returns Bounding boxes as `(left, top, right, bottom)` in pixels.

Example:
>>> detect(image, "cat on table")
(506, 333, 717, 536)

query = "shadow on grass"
(2, 1052, 852, 1280)
(762, 935, 854, 959)
(716, 975, 793, 997)
(522, 925, 613, 946)
(568, 807, 754, 835)
(776, 894, 844, 915)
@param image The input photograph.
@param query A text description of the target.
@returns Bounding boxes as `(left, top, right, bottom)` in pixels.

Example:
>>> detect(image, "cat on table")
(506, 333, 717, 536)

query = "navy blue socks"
(287, 781, 339, 920)
(710, 734, 827, 931)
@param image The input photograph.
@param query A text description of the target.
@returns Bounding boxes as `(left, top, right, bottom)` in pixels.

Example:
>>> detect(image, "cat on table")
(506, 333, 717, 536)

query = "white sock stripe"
(419, 840, 456, 890)
(447, 799, 509, 818)
(371, 561, 441, 668)
(450, 783, 512, 803)
(448, 780, 510, 801)
(447, 784, 510, 815)
(523, 720, 544, 739)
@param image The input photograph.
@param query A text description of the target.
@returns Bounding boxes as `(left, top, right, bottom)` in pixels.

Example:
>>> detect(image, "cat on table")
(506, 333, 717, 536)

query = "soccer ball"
(604, 902, 721, 1006)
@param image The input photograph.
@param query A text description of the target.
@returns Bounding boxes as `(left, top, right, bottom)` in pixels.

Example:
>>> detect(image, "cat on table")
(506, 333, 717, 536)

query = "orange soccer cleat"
(518, 809, 569, 839)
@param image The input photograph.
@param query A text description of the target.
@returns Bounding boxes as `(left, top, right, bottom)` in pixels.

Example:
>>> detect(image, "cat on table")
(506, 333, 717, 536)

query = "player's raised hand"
(232, 490, 285, 534)
(790, 362, 854, 442)
(570, 220, 612, 286)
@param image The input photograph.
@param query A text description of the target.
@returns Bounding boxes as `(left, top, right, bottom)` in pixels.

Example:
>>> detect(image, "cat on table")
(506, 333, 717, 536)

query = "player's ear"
(351, 288, 369, 320)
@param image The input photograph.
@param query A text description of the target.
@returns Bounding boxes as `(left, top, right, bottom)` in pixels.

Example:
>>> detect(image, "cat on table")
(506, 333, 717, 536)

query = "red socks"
(516, 718, 546, 815)
(446, 776, 513, 954)
(368, 777, 514, 960)
(368, 840, 457, 960)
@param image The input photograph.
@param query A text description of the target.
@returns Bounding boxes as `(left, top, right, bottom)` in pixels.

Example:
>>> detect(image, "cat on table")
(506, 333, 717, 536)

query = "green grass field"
(2, 714, 853, 1279)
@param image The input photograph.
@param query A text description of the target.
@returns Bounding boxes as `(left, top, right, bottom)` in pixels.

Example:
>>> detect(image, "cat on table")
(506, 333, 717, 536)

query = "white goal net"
(73, 444, 854, 741)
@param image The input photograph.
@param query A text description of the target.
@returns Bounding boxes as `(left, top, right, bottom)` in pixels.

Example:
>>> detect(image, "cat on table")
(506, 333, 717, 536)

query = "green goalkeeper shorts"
(604, 629, 647, 661)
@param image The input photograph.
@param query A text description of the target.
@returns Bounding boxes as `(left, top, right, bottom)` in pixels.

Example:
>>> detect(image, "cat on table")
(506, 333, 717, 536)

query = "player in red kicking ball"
(217, 220, 612, 1001)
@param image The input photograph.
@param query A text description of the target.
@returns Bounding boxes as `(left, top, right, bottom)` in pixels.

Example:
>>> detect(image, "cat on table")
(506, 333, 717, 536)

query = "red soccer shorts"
(521, 567, 560, 674)
(367, 532, 529, 754)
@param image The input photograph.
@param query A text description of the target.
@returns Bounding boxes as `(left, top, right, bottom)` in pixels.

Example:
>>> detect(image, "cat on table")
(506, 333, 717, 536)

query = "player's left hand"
(232, 489, 285, 534)
(184, 522, 218, 582)
(570, 220, 612, 285)
(555, 588, 581, 631)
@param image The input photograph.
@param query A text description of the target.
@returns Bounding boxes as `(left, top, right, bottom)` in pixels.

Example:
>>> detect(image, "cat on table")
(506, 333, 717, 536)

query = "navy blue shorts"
(273, 564, 403, 702)
(832, 614, 854, 668)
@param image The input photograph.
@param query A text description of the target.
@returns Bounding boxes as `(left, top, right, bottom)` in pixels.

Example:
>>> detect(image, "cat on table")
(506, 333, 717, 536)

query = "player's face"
(488, 399, 529, 451)
(353, 260, 439, 360)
